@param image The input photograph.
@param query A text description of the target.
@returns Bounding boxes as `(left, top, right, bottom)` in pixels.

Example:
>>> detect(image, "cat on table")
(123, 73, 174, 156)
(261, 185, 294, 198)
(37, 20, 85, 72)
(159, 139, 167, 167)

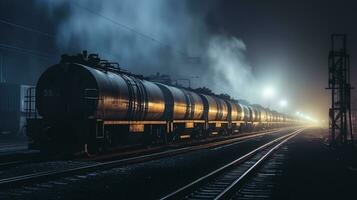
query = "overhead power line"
(0, 19, 55, 38)
(0, 5, 201, 63)
(71, 2, 187, 56)
(0, 43, 56, 59)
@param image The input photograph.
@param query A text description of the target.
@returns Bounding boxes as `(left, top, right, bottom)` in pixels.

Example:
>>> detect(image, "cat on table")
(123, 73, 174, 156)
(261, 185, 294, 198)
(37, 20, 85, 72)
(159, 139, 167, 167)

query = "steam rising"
(206, 36, 257, 100)
(38, 0, 259, 103)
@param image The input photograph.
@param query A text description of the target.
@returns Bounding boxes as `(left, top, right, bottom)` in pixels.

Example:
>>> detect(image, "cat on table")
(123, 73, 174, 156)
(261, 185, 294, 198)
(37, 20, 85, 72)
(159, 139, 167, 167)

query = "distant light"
(279, 99, 288, 107)
(263, 86, 275, 99)
(295, 111, 319, 124)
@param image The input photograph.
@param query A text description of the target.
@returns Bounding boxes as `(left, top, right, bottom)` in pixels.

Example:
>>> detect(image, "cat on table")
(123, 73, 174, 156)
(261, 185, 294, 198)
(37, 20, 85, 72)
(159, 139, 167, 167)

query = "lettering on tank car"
(43, 89, 59, 97)
(129, 124, 145, 132)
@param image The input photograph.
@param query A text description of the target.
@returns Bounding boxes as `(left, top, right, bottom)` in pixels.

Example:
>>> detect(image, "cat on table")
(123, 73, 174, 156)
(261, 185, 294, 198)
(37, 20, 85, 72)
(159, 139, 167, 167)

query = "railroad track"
(0, 143, 26, 148)
(0, 142, 36, 169)
(0, 127, 288, 168)
(0, 144, 27, 152)
(159, 128, 303, 200)
(0, 160, 28, 169)
(0, 127, 297, 189)
(87, 127, 291, 162)
(0, 151, 42, 170)
(0, 128, 288, 170)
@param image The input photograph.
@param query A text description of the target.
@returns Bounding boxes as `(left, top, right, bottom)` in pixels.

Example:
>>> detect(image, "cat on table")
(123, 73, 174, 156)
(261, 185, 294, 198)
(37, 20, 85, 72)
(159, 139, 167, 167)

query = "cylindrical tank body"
(216, 98, 228, 120)
(36, 63, 166, 121)
(282, 114, 286, 122)
(280, 114, 284, 122)
(184, 90, 204, 120)
(247, 106, 255, 122)
(240, 104, 250, 121)
(251, 106, 260, 122)
(271, 111, 278, 122)
(36, 63, 98, 119)
(260, 108, 268, 122)
(225, 100, 241, 121)
(266, 110, 272, 122)
(156, 84, 187, 120)
(156, 83, 204, 120)
(200, 95, 228, 121)
(121, 76, 165, 120)
(236, 103, 244, 121)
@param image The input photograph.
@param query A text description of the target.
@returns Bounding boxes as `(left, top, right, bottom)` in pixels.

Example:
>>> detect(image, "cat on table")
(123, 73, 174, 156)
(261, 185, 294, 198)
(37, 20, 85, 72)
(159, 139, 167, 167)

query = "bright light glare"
(296, 111, 319, 124)
(279, 99, 288, 107)
(263, 87, 275, 99)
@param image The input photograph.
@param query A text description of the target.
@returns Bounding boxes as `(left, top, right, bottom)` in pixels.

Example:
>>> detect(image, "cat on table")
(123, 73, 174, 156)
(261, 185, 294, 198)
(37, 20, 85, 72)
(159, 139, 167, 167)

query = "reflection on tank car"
(156, 83, 204, 120)
(200, 94, 229, 121)
(37, 64, 167, 121)
(28, 52, 300, 154)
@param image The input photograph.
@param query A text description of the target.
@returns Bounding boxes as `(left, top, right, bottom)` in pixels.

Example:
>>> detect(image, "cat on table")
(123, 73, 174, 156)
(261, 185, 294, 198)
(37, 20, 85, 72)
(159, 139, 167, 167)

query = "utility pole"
(326, 34, 353, 146)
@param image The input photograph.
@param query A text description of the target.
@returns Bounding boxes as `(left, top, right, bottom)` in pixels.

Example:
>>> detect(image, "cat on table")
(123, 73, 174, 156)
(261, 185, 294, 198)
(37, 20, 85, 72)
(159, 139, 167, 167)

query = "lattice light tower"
(327, 34, 353, 146)
(352, 96, 357, 137)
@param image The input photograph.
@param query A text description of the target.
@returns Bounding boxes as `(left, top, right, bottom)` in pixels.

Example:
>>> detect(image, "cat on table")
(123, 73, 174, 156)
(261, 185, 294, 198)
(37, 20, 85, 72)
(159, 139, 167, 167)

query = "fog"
(37, 0, 261, 104)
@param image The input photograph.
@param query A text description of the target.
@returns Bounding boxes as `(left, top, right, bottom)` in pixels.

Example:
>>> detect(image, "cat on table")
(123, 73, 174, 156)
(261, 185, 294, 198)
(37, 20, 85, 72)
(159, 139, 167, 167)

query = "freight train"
(26, 51, 298, 154)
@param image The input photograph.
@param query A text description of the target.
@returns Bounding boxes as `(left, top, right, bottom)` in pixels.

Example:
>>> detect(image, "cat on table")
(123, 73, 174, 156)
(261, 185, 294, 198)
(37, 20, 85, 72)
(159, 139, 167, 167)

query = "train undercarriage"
(27, 118, 292, 155)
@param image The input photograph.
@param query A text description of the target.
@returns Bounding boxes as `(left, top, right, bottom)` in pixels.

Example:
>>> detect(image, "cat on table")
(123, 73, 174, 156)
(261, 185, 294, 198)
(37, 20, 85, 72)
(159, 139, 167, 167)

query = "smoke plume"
(37, 0, 259, 103)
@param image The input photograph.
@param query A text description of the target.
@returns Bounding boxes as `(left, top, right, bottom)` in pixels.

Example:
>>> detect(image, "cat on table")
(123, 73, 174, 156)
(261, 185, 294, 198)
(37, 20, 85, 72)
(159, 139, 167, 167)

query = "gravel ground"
(0, 129, 293, 200)
(232, 127, 357, 200)
(276, 128, 357, 200)
(0, 160, 98, 179)
(0, 136, 28, 154)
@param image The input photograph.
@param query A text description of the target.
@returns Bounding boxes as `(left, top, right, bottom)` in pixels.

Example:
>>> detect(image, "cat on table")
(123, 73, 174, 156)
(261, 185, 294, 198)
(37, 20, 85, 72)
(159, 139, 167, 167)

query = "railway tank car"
(27, 52, 298, 154)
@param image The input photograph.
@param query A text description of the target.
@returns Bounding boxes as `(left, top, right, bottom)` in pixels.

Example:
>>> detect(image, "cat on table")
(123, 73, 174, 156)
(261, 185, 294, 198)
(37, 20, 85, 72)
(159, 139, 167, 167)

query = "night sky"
(1, 0, 357, 122)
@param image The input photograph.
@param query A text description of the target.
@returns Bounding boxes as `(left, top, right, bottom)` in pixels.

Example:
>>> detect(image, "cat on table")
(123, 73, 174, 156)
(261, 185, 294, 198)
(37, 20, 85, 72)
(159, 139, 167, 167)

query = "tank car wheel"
(227, 128, 233, 136)
(191, 130, 200, 140)
(170, 131, 179, 143)
(220, 128, 228, 136)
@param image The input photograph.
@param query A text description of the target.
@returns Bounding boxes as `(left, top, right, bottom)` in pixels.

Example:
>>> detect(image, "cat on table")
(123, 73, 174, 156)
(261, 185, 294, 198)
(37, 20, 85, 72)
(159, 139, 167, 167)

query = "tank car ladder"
(84, 88, 105, 139)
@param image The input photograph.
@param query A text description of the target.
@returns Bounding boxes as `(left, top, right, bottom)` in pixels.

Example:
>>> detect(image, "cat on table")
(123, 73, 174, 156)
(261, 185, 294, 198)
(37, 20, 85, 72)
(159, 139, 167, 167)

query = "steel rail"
(214, 130, 301, 200)
(0, 128, 295, 188)
(159, 128, 303, 200)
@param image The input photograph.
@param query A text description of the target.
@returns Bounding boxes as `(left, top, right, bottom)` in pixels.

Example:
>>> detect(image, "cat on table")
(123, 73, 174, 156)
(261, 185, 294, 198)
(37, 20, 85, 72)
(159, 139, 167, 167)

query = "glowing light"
(262, 86, 275, 99)
(296, 111, 319, 124)
(279, 99, 288, 107)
